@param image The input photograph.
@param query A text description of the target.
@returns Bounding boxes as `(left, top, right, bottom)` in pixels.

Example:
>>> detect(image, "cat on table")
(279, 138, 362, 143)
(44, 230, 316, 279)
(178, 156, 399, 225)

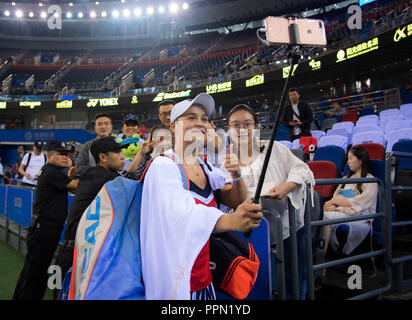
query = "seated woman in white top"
(323, 145, 378, 256)
(223, 104, 315, 299)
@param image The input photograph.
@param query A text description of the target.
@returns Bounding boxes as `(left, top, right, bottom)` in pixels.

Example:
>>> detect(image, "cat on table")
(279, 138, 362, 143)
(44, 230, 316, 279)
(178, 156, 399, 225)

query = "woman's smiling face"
(172, 104, 209, 147)
(227, 109, 256, 147)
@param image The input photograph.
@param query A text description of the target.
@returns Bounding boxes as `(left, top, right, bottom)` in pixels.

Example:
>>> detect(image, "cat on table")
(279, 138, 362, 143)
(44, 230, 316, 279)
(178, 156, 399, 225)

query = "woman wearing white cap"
(140, 93, 263, 300)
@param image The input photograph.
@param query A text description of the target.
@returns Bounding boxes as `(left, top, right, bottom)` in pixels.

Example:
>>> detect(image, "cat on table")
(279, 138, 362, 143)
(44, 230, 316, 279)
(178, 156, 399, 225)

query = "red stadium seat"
(307, 161, 338, 199)
(342, 109, 358, 124)
(352, 143, 385, 160)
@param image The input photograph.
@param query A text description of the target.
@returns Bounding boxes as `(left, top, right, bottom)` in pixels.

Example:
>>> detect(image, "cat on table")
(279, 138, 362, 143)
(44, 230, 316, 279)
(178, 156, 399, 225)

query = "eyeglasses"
(228, 121, 255, 129)
(159, 111, 171, 118)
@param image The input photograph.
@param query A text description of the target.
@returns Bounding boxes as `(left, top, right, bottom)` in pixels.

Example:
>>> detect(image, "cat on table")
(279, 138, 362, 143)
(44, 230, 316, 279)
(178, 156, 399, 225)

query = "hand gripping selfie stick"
(245, 44, 302, 238)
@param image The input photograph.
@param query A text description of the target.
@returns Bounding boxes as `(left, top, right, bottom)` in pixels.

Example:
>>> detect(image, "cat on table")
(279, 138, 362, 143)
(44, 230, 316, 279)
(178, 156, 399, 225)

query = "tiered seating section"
(1, 0, 409, 94)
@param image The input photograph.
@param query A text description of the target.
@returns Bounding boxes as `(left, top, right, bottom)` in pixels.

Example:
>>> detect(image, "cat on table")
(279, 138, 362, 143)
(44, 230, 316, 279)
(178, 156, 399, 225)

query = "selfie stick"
(245, 44, 302, 238)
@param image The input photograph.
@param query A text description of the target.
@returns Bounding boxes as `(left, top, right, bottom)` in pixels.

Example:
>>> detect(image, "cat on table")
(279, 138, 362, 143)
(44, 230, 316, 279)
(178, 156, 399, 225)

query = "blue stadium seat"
(359, 107, 375, 117)
(384, 120, 412, 139)
(400, 103, 412, 115)
(380, 114, 406, 132)
(314, 145, 346, 174)
(386, 129, 412, 152)
(327, 128, 351, 143)
(353, 125, 383, 137)
(318, 135, 348, 151)
(310, 130, 326, 141)
(379, 108, 402, 120)
(351, 131, 386, 147)
(392, 140, 412, 170)
(332, 121, 354, 135)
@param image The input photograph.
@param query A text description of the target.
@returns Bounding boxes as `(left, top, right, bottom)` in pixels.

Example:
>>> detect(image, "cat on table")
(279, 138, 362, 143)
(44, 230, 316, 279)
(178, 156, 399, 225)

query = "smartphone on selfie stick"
(245, 17, 326, 238)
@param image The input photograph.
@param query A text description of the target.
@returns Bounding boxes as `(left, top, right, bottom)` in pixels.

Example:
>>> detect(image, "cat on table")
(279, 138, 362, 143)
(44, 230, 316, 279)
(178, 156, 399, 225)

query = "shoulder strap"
(26, 152, 32, 168)
(44, 153, 47, 164)
(292, 108, 301, 121)
(138, 153, 189, 190)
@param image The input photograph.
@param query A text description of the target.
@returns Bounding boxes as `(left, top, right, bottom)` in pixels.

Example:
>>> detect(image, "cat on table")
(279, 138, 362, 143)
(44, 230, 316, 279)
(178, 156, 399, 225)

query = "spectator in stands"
(13, 141, 78, 300)
(18, 140, 47, 187)
(117, 114, 141, 140)
(158, 100, 176, 128)
(324, 101, 347, 118)
(126, 125, 172, 182)
(322, 145, 378, 256)
(282, 88, 313, 141)
(140, 93, 261, 300)
(116, 114, 145, 170)
(225, 104, 315, 299)
(75, 113, 113, 176)
(17, 146, 25, 168)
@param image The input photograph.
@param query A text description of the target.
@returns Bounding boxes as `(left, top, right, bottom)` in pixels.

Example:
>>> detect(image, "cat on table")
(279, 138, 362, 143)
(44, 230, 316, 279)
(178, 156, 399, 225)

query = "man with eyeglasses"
(158, 100, 175, 128)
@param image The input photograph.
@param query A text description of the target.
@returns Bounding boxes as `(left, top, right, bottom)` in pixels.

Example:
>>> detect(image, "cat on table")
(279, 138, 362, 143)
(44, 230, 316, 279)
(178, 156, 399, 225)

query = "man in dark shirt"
(282, 88, 313, 141)
(13, 141, 78, 300)
(53, 136, 126, 299)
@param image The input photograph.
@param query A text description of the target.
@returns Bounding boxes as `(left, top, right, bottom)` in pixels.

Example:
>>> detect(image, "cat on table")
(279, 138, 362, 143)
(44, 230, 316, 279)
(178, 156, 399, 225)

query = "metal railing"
(303, 177, 392, 300)
(308, 88, 401, 117)
(385, 151, 412, 293)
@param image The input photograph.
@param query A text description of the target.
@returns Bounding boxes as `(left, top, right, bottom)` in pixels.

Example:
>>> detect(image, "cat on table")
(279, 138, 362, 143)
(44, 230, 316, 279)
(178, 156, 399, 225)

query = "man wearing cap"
(141, 93, 259, 300)
(13, 141, 79, 300)
(18, 140, 47, 187)
(117, 114, 142, 140)
(54, 136, 128, 299)
(76, 113, 113, 177)
(116, 114, 146, 169)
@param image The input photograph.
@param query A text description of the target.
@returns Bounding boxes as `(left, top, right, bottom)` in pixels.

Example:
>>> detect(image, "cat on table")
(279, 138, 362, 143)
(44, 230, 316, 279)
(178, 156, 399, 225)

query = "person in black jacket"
(282, 88, 313, 141)
(13, 141, 78, 300)
(53, 136, 126, 299)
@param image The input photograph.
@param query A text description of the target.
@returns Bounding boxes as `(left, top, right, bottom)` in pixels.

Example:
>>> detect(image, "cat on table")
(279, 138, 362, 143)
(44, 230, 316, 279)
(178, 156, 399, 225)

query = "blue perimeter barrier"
(0, 184, 74, 243)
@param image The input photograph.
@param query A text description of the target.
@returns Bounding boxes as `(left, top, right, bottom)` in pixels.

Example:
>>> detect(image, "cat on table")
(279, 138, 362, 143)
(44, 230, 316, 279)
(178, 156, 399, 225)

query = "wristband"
(232, 176, 243, 182)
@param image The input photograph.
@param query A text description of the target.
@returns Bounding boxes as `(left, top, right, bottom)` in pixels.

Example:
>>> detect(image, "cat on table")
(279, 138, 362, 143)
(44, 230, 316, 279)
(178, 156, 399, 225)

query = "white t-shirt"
(292, 104, 301, 136)
(221, 141, 315, 240)
(21, 152, 47, 185)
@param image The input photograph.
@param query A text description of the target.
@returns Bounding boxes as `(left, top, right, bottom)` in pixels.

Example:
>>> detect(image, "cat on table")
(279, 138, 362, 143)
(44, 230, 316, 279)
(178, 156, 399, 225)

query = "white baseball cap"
(170, 93, 215, 123)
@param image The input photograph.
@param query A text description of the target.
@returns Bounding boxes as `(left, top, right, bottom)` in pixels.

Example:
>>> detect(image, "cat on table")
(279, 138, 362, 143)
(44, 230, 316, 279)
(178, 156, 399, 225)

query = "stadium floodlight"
(101, 11, 107, 17)
(29, 12, 34, 18)
(66, 12, 72, 18)
(134, 8, 142, 16)
(123, 9, 130, 18)
(78, 12, 83, 18)
(39, 2, 43, 7)
(90, 11, 96, 18)
(112, 10, 119, 18)
(183, 3, 189, 10)
(170, 3, 179, 14)
(146, 7, 154, 15)
(4, 10, 10, 17)
(40, 11, 47, 19)
(121, 0, 126, 3)
(15, 10, 23, 18)
(69, 2, 74, 6)
(95, 1, 100, 5)
(54, 12, 59, 18)
(158, 6, 165, 13)
(11, 2, 16, 6)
